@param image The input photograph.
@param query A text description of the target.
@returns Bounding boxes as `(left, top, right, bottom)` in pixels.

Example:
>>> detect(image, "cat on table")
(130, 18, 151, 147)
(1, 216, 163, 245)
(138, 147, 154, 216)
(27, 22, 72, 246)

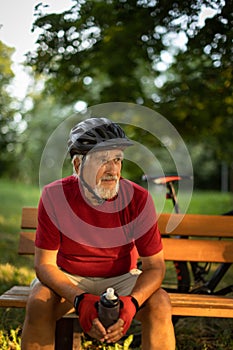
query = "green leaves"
(23, 0, 233, 180)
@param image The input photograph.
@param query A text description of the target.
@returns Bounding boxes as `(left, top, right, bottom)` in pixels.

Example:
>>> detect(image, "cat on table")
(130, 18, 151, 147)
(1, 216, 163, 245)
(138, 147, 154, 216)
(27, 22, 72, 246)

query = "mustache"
(101, 175, 118, 181)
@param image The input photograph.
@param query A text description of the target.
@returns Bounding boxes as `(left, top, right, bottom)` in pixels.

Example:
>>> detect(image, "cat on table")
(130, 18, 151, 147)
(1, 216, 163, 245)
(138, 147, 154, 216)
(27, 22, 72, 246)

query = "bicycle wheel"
(173, 261, 191, 292)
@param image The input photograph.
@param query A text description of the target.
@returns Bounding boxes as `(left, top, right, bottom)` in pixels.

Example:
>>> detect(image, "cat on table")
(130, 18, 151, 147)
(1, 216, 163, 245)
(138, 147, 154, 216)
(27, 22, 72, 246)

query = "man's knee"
(148, 288, 172, 313)
(26, 283, 74, 324)
(137, 288, 172, 321)
(25, 284, 60, 324)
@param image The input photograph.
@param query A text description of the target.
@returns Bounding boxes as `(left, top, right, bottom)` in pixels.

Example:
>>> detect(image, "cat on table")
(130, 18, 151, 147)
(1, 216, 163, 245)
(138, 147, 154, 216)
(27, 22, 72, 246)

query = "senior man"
(21, 117, 175, 350)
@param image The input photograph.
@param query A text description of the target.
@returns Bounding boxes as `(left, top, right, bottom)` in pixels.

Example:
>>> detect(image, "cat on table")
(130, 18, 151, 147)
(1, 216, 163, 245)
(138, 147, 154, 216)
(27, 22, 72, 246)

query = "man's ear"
(73, 157, 81, 175)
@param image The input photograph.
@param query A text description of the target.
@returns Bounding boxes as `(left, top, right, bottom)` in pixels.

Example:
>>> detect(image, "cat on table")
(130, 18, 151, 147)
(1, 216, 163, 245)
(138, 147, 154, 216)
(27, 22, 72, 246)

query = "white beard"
(93, 177, 119, 200)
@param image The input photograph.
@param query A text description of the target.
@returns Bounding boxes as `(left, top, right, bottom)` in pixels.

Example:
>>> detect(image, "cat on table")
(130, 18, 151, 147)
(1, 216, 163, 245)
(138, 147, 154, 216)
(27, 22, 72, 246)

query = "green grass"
(0, 178, 39, 294)
(0, 178, 40, 232)
(152, 186, 233, 215)
(175, 317, 233, 350)
(0, 179, 40, 349)
(0, 178, 233, 349)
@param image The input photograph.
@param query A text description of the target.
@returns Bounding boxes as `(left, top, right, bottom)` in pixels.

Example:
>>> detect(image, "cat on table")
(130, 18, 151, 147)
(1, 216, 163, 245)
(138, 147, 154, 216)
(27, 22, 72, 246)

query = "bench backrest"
(19, 207, 233, 263)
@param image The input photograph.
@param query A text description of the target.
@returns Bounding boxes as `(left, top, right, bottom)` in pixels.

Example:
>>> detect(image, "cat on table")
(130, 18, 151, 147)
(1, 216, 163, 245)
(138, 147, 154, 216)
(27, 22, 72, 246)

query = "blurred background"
(0, 0, 232, 191)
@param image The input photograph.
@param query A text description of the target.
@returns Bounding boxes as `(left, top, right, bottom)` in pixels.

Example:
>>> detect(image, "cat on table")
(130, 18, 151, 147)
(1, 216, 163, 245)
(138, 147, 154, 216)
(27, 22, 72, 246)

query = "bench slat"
(163, 238, 233, 263)
(21, 207, 38, 229)
(18, 232, 35, 255)
(170, 293, 233, 318)
(0, 286, 29, 307)
(0, 286, 76, 318)
(159, 213, 233, 237)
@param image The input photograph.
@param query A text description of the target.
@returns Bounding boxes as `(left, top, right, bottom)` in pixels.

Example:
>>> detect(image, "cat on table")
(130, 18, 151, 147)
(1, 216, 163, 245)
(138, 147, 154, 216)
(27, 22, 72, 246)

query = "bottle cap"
(106, 288, 117, 300)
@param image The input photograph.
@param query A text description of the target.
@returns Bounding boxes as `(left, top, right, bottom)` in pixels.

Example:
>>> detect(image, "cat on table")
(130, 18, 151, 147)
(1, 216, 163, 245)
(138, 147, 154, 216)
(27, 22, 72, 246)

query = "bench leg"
(55, 318, 82, 350)
(73, 319, 83, 350)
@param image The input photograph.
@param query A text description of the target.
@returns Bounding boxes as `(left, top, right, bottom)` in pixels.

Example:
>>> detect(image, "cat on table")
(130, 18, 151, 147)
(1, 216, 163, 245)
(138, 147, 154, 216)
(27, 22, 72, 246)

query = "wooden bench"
(0, 208, 233, 348)
(159, 213, 233, 318)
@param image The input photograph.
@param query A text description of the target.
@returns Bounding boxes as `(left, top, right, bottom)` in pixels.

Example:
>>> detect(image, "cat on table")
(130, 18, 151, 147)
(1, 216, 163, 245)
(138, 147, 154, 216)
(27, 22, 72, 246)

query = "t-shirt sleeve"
(134, 191, 163, 257)
(135, 222, 162, 257)
(35, 187, 61, 250)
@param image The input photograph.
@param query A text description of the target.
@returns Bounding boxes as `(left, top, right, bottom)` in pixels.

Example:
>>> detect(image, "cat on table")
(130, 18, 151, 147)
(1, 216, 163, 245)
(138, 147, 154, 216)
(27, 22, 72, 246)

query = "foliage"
(24, 0, 233, 175)
(18, 94, 75, 183)
(0, 41, 18, 177)
(82, 334, 134, 349)
(0, 1, 232, 187)
(158, 4, 233, 162)
(27, 0, 229, 106)
(0, 328, 21, 350)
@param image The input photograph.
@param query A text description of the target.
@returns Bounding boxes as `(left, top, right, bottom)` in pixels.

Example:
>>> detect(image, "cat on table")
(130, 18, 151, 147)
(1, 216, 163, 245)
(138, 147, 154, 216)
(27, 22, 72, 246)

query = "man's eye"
(114, 158, 123, 163)
(98, 157, 123, 165)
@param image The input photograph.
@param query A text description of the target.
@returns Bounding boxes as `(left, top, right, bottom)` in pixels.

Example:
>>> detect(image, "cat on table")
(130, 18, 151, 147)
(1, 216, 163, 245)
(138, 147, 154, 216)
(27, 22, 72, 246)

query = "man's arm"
(105, 250, 166, 342)
(35, 247, 109, 340)
(130, 250, 166, 307)
(34, 247, 85, 304)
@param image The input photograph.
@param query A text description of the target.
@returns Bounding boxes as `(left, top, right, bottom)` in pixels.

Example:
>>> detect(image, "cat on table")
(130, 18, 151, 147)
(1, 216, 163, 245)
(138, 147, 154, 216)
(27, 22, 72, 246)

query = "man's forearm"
(35, 264, 85, 304)
(130, 266, 165, 307)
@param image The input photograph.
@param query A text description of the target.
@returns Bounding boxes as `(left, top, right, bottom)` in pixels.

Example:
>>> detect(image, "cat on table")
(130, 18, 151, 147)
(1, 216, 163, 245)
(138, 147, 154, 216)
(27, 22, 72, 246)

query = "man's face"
(82, 149, 123, 199)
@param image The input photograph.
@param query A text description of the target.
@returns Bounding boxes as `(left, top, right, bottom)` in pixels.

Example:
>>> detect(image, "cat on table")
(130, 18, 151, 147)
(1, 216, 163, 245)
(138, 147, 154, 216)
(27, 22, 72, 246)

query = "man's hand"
(101, 296, 138, 343)
(74, 294, 102, 335)
(87, 318, 107, 341)
(118, 296, 139, 334)
(102, 318, 124, 343)
(74, 293, 138, 342)
(74, 294, 123, 342)
(87, 317, 125, 343)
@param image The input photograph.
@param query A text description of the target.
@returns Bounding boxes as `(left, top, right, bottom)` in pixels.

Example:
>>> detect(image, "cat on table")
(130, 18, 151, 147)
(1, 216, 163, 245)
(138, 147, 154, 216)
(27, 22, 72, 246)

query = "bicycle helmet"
(68, 117, 133, 157)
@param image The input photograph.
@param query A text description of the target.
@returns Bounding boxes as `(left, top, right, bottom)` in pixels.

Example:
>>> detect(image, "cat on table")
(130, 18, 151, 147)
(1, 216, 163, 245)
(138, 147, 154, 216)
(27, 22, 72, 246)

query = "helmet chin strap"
(79, 155, 105, 205)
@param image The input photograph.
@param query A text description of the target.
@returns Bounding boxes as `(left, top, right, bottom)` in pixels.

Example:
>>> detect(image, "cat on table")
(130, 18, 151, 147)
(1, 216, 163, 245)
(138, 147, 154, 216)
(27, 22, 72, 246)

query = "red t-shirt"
(35, 176, 162, 277)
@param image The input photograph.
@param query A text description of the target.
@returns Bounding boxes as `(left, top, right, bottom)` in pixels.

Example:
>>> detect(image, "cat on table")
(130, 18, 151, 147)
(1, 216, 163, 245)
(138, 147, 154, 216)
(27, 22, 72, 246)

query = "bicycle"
(142, 174, 233, 296)
(127, 174, 233, 347)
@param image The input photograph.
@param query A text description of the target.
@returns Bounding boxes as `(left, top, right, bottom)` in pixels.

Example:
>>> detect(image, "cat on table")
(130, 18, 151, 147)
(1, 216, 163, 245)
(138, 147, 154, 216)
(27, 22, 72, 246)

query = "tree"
(18, 93, 74, 184)
(0, 41, 17, 177)
(26, 0, 233, 188)
(158, 0, 233, 160)
(28, 0, 227, 106)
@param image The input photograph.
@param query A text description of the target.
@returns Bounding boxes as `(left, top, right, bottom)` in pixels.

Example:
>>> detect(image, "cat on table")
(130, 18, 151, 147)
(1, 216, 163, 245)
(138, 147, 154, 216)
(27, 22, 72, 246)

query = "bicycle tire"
(173, 261, 191, 292)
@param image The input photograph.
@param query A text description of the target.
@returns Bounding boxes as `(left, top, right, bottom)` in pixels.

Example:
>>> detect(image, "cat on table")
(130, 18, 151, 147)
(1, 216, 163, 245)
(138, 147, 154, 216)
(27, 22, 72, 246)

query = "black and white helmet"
(68, 117, 133, 157)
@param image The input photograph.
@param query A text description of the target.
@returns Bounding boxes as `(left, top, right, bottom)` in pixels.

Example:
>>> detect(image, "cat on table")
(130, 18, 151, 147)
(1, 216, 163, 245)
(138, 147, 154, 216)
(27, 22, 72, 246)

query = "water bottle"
(98, 287, 120, 328)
